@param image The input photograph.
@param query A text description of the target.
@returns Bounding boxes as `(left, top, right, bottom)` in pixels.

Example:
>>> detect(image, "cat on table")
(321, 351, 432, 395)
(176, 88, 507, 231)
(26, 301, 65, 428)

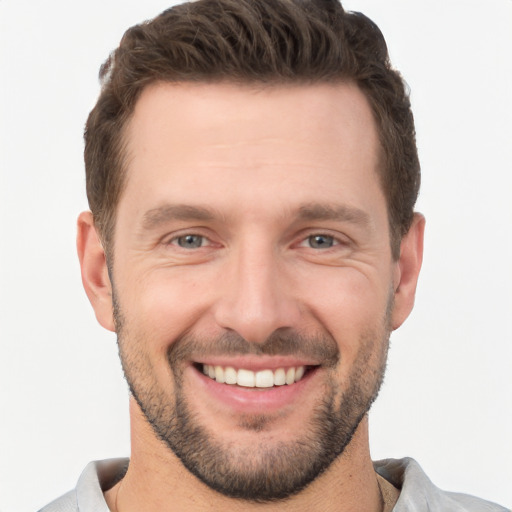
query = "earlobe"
(76, 211, 115, 332)
(391, 213, 425, 330)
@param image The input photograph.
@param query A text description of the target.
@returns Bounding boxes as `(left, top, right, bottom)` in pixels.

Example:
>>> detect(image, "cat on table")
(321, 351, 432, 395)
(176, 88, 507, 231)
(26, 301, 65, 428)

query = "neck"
(105, 399, 382, 512)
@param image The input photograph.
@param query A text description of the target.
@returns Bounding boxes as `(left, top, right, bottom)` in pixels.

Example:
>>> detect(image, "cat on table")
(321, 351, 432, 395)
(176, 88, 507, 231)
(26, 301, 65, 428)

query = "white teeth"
(273, 368, 286, 386)
(285, 367, 295, 385)
(237, 369, 255, 387)
(224, 366, 237, 384)
(202, 364, 307, 388)
(215, 365, 225, 384)
(255, 369, 274, 388)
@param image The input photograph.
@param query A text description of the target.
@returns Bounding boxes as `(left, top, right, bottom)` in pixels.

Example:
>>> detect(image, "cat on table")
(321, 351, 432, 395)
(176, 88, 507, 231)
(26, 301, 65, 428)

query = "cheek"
(117, 268, 214, 351)
(298, 267, 391, 352)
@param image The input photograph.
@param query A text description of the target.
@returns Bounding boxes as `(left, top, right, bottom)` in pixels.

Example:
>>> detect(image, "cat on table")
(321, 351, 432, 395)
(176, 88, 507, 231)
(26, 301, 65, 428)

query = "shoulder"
(38, 490, 77, 512)
(37, 458, 128, 512)
(374, 457, 509, 512)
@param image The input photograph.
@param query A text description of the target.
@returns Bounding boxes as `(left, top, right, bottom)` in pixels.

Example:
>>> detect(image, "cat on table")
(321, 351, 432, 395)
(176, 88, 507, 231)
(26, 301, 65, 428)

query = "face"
(87, 82, 415, 501)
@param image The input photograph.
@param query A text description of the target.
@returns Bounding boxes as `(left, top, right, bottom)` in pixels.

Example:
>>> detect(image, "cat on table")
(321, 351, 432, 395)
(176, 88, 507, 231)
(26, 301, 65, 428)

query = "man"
(39, 0, 508, 510)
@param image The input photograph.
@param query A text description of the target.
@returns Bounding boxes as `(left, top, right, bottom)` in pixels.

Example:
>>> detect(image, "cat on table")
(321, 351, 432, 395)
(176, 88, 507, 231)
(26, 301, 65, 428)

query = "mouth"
(198, 363, 315, 388)
(188, 359, 323, 414)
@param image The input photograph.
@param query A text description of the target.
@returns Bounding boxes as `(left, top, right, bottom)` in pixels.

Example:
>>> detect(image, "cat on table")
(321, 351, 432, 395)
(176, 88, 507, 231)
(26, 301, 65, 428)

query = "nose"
(213, 240, 301, 344)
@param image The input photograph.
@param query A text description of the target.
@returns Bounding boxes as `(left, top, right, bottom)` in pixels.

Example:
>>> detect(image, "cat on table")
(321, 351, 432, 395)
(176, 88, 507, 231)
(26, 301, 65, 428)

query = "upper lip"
(193, 356, 320, 372)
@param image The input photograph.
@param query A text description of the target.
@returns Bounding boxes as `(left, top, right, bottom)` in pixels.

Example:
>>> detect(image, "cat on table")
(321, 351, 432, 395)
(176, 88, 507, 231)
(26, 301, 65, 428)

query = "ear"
(76, 211, 115, 332)
(391, 213, 425, 330)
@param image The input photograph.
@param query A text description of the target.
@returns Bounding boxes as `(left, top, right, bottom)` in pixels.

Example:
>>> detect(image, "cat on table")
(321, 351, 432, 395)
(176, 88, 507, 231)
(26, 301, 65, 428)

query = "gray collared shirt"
(38, 457, 509, 511)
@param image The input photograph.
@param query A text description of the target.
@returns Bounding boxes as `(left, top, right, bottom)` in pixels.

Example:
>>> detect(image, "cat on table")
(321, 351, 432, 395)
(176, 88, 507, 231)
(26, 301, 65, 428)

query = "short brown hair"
(84, 0, 420, 259)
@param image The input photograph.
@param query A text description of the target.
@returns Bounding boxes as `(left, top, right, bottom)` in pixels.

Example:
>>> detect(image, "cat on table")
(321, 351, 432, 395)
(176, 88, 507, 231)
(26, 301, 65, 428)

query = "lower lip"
(188, 366, 320, 414)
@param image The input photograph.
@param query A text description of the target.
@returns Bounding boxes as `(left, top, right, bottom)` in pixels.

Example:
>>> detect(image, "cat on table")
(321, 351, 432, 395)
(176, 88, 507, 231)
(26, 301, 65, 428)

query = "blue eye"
(308, 234, 335, 249)
(175, 234, 205, 249)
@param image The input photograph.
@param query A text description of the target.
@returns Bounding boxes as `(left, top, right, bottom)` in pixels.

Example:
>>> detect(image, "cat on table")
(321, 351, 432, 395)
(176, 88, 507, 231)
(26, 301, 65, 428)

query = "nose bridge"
(214, 236, 298, 343)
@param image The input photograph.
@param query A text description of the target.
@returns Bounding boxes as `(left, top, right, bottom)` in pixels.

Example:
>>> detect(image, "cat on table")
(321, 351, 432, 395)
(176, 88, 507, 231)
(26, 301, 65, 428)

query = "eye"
(173, 234, 206, 249)
(306, 234, 336, 249)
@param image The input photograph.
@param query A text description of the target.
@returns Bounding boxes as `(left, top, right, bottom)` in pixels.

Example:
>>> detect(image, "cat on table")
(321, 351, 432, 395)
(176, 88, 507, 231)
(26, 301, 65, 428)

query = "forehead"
(125, 81, 378, 158)
(120, 81, 383, 223)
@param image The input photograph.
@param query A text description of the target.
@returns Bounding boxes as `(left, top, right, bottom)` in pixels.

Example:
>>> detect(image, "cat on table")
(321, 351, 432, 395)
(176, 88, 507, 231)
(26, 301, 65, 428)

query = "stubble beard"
(114, 296, 391, 503)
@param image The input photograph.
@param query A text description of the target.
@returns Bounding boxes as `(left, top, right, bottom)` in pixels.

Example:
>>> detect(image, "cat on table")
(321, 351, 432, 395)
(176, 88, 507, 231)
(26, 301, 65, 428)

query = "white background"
(0, 1, 511, 510)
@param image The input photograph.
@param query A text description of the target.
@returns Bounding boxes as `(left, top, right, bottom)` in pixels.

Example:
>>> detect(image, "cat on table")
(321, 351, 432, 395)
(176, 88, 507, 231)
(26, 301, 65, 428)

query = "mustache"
(168, 328, 340, 368)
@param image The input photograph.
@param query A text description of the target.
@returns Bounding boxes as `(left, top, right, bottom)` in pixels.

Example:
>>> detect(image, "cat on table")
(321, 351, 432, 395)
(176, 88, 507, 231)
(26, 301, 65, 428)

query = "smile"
(202, 364, 308, 388)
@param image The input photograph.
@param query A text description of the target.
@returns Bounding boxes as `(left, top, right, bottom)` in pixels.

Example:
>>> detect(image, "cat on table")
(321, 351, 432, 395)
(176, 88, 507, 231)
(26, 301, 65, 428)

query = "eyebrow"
(297, 203, 371, 227)
(141, 204, 216, 230)
(140, 202, 371, 232)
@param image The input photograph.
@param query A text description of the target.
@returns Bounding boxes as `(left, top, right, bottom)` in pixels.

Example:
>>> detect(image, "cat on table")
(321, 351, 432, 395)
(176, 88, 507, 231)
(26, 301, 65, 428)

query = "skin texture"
(77, 82, 424, 511)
